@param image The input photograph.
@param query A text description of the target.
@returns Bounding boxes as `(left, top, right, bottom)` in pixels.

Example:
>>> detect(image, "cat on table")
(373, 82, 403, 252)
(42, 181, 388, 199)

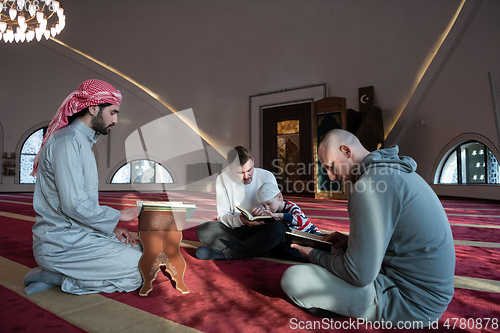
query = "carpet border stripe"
(0, 256, 201, 333)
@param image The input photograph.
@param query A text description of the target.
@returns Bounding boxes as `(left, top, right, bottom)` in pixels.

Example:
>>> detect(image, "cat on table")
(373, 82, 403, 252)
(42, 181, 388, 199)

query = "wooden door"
(262, 102, 313, 195)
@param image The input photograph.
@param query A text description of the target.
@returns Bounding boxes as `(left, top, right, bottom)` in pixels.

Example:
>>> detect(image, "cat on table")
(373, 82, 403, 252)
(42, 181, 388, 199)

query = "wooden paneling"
(313, 97, 384, 200)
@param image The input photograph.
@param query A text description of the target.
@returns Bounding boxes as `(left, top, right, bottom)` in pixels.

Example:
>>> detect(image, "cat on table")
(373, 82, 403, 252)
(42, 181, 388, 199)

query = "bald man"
(281, 129, 455, 327)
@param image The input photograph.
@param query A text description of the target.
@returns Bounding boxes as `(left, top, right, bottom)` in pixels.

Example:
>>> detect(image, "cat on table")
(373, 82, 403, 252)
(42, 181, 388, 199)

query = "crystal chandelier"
(0, 0, 65, 43)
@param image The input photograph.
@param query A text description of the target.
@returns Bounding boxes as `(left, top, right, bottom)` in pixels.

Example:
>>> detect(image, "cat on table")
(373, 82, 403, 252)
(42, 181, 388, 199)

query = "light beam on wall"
(488, 71, 500, 151)
(49, 37, 216, 151)
(385, 0, 466, 139)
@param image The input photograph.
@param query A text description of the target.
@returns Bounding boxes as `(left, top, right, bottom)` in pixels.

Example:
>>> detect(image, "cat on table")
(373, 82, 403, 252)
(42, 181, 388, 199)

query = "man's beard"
(91, 111, 112, 135)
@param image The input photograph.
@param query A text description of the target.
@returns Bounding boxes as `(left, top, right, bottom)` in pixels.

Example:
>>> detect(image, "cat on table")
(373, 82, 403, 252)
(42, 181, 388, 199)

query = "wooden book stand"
(138, 208, 189, 295)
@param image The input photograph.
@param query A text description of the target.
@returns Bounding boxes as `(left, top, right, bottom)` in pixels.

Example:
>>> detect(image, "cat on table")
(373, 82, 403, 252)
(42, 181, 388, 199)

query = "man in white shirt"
(196, 146, 289, 260)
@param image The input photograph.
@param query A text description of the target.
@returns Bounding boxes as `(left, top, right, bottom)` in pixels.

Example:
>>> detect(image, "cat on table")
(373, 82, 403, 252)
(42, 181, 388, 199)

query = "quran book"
(236, 205, 273, 221)
(136, 201, 197, 220)
(285, 229, 332, 252)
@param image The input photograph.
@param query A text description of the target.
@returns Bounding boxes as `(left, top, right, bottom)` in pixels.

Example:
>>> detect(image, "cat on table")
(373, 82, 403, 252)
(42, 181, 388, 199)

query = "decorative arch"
(107, 156, 176, 185)
(432, 133, 500, 184)
(15, 121, 98, 184)
(15, 122, 50, 184)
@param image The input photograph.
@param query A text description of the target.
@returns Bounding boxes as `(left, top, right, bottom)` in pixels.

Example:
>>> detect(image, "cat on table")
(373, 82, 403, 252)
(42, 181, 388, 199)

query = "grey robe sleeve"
(51, 136, 120, 235)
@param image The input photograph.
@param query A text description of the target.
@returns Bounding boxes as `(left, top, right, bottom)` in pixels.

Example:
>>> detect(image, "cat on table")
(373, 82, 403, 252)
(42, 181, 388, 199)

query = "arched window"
(111, 160, 174, 184)
(437, 141, 499, 185)
(19, 126, 48, 184)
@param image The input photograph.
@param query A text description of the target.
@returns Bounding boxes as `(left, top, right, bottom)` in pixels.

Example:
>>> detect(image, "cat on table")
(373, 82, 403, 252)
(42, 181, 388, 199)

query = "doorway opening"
(262, 102, 313, 196)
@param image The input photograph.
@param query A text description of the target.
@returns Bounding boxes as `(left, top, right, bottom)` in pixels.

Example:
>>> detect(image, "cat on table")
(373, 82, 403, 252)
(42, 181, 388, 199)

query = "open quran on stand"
(236, 205, 274, 221)
(285, 229, 333, 251)
(136, 201, 197, 219)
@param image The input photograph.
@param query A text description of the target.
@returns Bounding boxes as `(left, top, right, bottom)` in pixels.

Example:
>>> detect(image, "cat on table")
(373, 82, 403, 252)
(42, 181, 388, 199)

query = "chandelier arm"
(0, 14, 16, 25)
(0, 0, 63, 21)
(1, 11, 59, 25)
(3, 1, 14, 10)
(44, 10, 55, 20)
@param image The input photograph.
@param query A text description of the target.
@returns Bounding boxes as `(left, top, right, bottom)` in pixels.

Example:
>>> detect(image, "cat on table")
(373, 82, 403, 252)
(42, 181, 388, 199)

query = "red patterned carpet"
(1, 191, 500, 332)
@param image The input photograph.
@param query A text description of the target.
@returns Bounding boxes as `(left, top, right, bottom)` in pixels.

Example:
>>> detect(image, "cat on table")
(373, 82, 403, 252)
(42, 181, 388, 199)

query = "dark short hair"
(67, 103, 113, 123)
(227, 146, 253, 166)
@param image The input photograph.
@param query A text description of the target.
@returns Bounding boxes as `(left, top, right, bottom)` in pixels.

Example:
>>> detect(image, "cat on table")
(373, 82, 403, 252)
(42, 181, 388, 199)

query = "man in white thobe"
(24, 79, 143, 295)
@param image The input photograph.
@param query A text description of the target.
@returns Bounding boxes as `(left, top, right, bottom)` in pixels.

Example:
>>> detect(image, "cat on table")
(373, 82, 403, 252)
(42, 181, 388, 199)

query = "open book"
(136, 201, 197, 220)
(236, 205, 273, 221)
(285, 229, 332, 251)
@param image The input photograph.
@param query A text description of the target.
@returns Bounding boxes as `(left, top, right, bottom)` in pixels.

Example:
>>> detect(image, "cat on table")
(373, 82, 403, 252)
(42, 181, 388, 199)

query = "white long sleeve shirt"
(216, 167, 277, 228)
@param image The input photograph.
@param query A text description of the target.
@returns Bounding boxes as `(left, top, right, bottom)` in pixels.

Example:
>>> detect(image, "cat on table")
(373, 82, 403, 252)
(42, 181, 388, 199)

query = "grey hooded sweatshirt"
(309, 146, 455, 323)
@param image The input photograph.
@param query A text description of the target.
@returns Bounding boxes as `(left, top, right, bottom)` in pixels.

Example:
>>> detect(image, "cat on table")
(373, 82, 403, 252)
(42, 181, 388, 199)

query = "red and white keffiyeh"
(31, 79, 122, 176)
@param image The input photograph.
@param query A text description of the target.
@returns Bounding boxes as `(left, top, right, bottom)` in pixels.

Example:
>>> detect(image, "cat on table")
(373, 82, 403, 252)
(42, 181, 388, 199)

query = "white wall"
(2, 0, 499, 199)
(0, 41, 176, 191)
(387, 0, 500, 200)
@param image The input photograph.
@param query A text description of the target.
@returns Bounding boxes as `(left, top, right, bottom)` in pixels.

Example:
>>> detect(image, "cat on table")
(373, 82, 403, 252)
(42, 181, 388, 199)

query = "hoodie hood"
(358, 145, 417, 178)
